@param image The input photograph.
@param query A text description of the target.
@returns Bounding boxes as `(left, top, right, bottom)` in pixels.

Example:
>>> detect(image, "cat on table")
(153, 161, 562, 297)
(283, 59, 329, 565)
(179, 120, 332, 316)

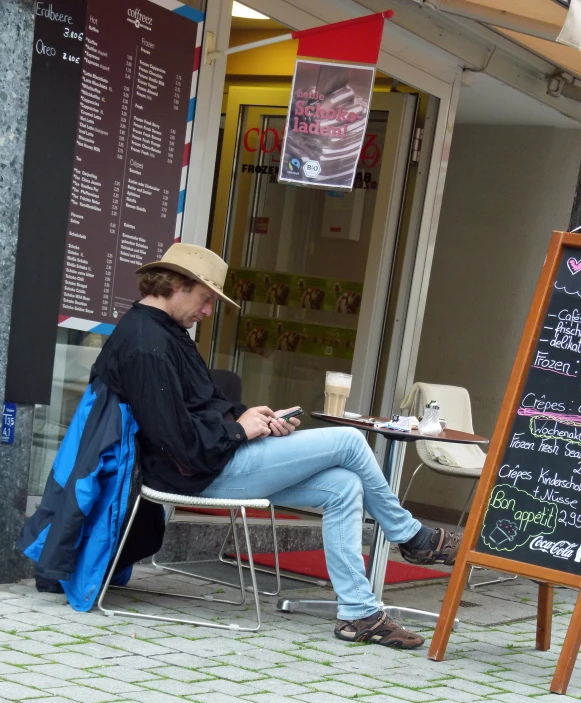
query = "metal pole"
(206, 32, 293, 62)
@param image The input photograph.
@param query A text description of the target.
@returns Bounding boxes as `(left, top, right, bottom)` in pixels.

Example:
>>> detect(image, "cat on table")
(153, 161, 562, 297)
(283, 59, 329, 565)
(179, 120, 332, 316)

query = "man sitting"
(90, 243, 460, 649)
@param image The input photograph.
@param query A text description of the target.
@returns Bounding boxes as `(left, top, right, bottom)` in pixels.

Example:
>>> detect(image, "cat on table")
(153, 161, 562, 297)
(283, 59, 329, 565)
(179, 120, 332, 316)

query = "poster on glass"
(279, 59, 375, 190)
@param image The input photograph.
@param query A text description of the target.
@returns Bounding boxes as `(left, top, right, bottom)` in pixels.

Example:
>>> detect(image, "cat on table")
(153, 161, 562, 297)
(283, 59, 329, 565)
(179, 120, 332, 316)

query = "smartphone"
(277, 407, 304, 422)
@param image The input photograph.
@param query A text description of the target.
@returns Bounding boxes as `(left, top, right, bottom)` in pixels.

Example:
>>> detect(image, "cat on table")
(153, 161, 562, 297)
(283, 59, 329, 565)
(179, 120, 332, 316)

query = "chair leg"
(154, 505, 287, 597)
(151, 504, 175, 570)
(149, 507, 246, 604)
(454, 480, 478, 536)
(98, 499, 265, 631)
(240, 506, 262, 632)
(268, 504, 282, 596)
(97, 494, 142, 617)
(468, 566, 518, 590)
(234, 503, 282, 598)
(218, 506, 329, 589)
(400, 463, 425, 506)
(217, 508, 283, 595)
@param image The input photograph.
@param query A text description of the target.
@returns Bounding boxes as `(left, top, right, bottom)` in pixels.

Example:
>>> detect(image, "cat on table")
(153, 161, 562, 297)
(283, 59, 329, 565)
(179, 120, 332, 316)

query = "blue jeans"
(201, 427, 420, 620)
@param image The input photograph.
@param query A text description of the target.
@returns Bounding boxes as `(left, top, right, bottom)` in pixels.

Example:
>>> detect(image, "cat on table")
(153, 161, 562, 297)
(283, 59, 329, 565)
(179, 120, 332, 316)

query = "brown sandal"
(334, 610, 425, 649)
(399, 527, 461, 566)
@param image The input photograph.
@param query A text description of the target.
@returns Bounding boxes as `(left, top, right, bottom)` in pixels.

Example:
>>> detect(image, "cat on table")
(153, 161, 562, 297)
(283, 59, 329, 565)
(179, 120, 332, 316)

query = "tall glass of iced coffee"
(324, 371, 352, 417)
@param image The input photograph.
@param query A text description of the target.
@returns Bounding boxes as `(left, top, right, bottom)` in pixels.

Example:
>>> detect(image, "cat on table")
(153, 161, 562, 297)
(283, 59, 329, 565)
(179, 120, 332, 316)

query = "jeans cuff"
(337, 605, 380, 621)
(396, 519, 422, 545)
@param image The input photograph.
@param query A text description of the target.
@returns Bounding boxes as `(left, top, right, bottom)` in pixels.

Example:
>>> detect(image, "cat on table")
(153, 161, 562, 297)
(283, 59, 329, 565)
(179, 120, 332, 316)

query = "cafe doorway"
(182, 0, 459, 517)
(200, 82, 418, 428)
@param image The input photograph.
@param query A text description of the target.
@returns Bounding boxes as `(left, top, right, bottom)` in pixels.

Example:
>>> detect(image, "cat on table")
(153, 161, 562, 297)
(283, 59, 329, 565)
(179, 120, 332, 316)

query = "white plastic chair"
(400, 382, 516, 589)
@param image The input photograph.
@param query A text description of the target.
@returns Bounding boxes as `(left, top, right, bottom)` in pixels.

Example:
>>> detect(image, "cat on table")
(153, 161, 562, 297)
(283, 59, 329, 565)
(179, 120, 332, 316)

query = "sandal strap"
(336, 610, 388, 637)
(338, 612, 416, 640)
(399, 528, 461, 565)
(433, 528, 446, 552)
(335, 611, 425, 649)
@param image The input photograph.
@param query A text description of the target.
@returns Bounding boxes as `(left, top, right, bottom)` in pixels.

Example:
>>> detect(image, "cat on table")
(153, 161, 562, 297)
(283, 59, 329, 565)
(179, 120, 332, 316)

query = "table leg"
(275, 599, 460, 630)
(384, 604, 459, 630)
(371, 439, 461, 630)
(277, 598, 338, 618)
(367, 439, 396, 597)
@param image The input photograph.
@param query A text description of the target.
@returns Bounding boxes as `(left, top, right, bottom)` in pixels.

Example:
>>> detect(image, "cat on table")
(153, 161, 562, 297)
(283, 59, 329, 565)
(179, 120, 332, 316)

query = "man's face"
(167, 282, 219, 328)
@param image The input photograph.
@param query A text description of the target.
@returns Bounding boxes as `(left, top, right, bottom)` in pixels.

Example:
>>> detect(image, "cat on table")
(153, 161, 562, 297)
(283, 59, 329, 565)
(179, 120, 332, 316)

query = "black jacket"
(91, 302, 248, 495)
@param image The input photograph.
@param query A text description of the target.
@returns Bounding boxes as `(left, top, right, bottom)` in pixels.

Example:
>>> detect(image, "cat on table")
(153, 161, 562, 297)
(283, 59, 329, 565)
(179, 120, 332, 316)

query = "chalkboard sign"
(6, 0, 87, 405)
(429, 232, 581, 695)
(475, 245, 581, 573)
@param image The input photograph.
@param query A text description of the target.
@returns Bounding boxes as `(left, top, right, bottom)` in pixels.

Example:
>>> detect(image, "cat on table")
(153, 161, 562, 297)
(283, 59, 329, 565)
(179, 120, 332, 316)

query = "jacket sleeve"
(211, 381, 247, 420)
(233, 403, 248, 421)
(121, 351, 247, 478)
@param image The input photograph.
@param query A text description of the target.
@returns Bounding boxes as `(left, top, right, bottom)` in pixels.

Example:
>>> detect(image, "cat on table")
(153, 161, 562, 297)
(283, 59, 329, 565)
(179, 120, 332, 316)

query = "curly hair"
(137, 268, 197, 299)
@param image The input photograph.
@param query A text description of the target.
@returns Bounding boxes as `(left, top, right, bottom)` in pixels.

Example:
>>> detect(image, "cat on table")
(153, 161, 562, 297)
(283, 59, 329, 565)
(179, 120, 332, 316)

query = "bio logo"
(303, 160, 321, 178)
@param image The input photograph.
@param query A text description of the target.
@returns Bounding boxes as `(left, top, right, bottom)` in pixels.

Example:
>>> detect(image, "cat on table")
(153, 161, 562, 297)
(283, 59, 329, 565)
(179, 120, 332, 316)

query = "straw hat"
(136, 243, 239, 308)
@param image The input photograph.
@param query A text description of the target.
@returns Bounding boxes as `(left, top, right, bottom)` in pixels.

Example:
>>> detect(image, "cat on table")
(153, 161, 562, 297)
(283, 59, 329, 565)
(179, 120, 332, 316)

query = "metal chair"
(400, 382, 516, 590)
(98, 369, 323, 629)
(98, 486, 272, 631)
(153, 500, 286, 598)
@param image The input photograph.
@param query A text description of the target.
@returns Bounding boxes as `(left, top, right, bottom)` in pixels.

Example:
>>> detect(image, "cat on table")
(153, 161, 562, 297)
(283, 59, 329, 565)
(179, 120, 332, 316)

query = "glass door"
(201, 85, 417, 428)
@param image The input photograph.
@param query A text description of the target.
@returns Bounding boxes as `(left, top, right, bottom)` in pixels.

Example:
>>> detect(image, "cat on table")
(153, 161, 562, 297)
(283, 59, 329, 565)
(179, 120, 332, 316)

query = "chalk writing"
(481, 484, 558, 551)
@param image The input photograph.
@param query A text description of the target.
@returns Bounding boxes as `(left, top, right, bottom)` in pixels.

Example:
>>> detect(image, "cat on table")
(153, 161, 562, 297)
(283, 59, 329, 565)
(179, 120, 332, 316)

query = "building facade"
(1, 0, 581, 582)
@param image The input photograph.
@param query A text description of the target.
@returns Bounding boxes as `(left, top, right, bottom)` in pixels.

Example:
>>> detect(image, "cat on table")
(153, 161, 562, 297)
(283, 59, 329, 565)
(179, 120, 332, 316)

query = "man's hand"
(269, 408, 302, 437)
(237, 406, 276, 440)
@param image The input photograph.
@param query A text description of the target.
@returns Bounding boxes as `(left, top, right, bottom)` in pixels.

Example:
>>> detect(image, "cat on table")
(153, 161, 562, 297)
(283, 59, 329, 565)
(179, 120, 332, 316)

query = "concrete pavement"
(0, 551, 579, 702)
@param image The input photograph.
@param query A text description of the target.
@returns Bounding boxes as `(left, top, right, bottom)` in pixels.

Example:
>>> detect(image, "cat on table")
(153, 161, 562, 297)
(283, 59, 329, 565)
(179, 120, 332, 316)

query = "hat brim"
(135, 261, 240, 309)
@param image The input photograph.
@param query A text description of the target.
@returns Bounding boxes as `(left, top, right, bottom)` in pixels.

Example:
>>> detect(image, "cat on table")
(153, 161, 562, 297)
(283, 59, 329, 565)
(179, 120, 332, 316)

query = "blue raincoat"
(18, 378, 137, 611)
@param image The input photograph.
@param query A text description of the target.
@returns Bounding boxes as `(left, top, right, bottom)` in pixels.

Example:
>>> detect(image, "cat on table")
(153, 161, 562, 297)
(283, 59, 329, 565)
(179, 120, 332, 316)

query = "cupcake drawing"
(489, 519, 518, 546)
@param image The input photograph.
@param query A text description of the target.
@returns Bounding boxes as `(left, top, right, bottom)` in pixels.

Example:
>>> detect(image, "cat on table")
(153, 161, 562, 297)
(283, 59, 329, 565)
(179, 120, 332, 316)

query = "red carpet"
(180, 507, 301, 520)
(237, 549, 450, 584)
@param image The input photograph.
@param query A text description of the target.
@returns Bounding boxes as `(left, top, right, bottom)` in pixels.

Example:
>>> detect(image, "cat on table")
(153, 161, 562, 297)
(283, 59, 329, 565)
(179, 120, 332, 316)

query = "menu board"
(476, 247, 581, 574)
(58, 0, 199, 327)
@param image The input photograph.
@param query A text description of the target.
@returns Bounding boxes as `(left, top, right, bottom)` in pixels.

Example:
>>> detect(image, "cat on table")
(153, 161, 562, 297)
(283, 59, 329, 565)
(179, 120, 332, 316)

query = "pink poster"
(279, 59, 375, 190)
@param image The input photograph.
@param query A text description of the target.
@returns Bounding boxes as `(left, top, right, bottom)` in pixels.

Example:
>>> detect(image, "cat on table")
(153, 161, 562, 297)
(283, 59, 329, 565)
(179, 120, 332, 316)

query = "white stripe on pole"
(557, 0, 581, 50)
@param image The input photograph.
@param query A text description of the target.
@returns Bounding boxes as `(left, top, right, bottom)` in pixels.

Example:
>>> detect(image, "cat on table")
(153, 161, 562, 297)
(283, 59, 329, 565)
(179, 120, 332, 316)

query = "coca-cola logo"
(529, 536, 580, 560)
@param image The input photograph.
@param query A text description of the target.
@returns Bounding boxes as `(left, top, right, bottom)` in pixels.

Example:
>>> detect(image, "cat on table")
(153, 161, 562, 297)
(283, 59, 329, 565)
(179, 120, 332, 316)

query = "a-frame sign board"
(429, 231, 581, 695)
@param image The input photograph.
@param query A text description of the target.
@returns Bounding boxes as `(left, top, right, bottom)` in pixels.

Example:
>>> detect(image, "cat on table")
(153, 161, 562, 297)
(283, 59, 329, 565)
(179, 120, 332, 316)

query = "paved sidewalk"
(0, 559, 580, 702)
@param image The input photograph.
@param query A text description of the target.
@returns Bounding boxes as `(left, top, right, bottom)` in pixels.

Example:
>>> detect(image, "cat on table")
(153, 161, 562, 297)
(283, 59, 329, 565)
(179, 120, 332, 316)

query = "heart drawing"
(568, 258, 581, 275)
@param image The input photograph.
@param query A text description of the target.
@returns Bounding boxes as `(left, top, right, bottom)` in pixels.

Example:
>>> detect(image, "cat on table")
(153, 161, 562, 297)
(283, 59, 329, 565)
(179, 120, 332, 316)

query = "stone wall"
(0, 0, 35, 582)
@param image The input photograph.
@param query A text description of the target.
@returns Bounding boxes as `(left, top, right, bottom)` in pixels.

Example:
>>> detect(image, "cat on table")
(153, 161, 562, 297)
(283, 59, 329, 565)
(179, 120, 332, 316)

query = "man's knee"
(339, 426, 368, 453)
(326, 468, 364, 504)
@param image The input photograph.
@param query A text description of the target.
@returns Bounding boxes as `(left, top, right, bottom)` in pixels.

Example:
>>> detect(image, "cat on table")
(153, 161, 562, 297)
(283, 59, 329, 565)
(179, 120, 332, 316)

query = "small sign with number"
(1, 403, 16, 444)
